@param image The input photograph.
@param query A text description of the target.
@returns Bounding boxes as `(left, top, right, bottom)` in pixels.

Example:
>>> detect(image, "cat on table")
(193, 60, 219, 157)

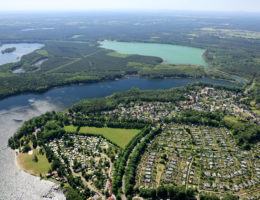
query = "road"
(244, 78, 255, 94)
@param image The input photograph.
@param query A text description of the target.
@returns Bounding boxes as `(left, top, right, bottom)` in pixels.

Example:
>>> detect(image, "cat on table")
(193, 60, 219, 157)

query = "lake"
(0, 77, 236, 200)
(0, 43, 44, 66)
(100, 41, 208, 67)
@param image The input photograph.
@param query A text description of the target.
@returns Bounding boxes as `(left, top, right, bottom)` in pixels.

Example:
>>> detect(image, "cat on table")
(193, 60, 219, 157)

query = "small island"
(1, 47, 16, 54)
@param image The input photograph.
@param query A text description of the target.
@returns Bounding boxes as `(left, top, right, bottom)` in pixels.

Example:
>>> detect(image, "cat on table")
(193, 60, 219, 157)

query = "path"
(70, 166, 105, 200)
(186, 157, 194, 190)
(47, 49, 104, 73)
(100, 153, 113, 192)
(244, 78, 255, 94)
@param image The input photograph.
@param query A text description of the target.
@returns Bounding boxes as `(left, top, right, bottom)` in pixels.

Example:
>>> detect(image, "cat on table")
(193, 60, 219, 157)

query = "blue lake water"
(0, 77, 237, 111)
(0, 43, 44, 66)
(0, 76, 237, 200)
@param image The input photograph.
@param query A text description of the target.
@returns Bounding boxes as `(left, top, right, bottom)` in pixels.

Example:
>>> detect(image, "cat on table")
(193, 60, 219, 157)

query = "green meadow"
(65, 125, 140, 148)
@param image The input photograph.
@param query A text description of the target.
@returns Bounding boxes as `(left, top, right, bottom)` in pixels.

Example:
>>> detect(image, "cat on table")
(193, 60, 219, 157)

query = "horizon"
(1, 0, 260, 13)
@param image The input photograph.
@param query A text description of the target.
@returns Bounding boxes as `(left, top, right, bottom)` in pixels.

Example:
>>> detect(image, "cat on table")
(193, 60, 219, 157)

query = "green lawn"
(36, 49, 48, 56)
(65, 125, 140, 148)
(17, 149, 51, 176)
(64, 125, 78, 132)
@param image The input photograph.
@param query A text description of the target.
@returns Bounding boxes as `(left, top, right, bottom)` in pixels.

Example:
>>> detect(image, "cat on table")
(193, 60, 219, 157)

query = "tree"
(33, 154, 38, 162)
(22, 144, 31, 153)
(51, 158, 61, 171)
(222, 194, 239, 200)
(65, 187, 83, 200)
(199, 193, 220, 200)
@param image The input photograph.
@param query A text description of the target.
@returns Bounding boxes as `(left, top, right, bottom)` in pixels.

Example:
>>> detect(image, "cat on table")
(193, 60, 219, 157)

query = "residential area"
(46, 134, 119, 199)
(135, 124, 260, 199)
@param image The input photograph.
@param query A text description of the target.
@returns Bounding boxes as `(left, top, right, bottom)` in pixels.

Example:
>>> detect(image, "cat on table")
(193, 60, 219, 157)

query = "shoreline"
(0, 72, 243, 102)
(14, 150, 23, 172)
(14, 149, 36, 177)
(14, 149, 65, 199)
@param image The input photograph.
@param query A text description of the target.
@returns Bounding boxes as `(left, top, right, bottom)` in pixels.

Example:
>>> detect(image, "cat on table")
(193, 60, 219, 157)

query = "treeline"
(72, 82, 241, 115)
(170, 110, 224, 127)
(166, 109, 260, 149)
(139, 65, 207, 79)
(138, 185, 196, 200)
(199, 193, 239, 200)
(112, 126, 151, 199)
(0, 41, 162, 100)
(1, 13, 259, 83)
(72, 118, 150, 130)
(8, 111, 56, 149)
(1, 47, 16, 54)
(72, 87, 186, 114)
(166, 109, 260, 150)
(125, 126, 162, 199)
(223, 120, 260, 150)
(8, 111, 70, 150)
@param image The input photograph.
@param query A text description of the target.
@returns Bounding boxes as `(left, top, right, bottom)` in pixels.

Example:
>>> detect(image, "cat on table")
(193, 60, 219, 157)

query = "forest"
(0, 12, 259, 99)
(7, 82, 259, 199)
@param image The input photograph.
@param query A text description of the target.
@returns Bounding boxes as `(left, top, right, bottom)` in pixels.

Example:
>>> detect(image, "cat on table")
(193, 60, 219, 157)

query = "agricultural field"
(201, 28, 260, 39)
(135, 124, 260, 199)
(65, 125, 140, 148)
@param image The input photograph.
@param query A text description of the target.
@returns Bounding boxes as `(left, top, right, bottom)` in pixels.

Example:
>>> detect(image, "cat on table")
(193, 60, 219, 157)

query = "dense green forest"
(7, 82, 259, 199)
(10, 82, 257, 152)
(0, 40, 239, 100)
(8, 81, 258, 151)
(0, 12, 259, 99)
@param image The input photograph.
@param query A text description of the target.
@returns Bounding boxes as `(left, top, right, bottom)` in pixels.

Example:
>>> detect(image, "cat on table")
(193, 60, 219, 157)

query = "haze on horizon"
(1, 0, 260, 12)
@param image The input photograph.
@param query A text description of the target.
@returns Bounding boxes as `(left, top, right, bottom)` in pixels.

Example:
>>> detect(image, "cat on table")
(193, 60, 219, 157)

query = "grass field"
(224, 116, 239, 124)
(17, 149, 51, 176)
(107, 51, 130, 58)
(64, 125, 78, 132)
(36, 49, 48, 56)
(65, 125, 140, 148)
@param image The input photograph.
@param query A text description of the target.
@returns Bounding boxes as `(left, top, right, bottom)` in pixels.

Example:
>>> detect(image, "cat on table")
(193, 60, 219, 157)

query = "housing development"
(9, 84, 260, 200)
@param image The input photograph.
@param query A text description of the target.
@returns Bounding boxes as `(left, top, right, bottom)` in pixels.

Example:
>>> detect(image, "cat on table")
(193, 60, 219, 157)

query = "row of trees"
(223, 120, 260, 150)
(170, 110, 224, 127)
(112, 126, 151, 199)
(125, 126, 162, 199)
(138, 185, 196, 200)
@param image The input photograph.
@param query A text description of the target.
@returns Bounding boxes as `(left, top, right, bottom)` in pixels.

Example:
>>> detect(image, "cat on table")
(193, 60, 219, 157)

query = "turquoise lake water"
(100, 41, 208, 67)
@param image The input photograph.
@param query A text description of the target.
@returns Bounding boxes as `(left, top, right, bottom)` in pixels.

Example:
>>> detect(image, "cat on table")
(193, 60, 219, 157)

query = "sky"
(0, 0, 260, 12)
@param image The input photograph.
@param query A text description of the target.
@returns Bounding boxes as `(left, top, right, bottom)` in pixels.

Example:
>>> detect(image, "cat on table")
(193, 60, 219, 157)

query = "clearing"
(65, 125, 140, 148)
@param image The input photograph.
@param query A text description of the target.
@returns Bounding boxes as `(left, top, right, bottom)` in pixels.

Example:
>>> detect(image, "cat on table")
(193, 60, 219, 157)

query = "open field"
(107, 51, 130, 58)
(201, 27, 260, 39)
(16, 149, 51, 176)
(79, 126, 140, 148)
(64, 125, 78, 132)
(64, 125, 140, 148)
